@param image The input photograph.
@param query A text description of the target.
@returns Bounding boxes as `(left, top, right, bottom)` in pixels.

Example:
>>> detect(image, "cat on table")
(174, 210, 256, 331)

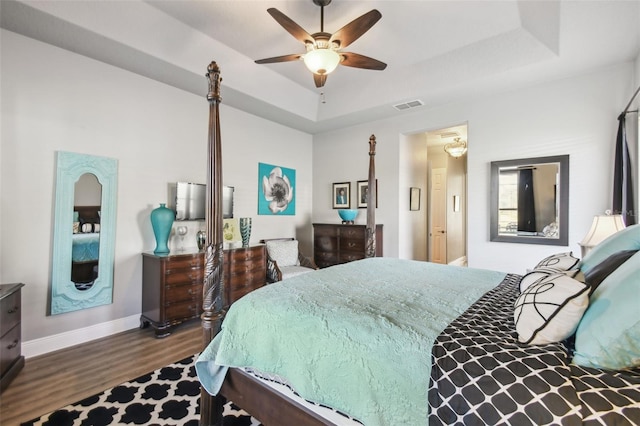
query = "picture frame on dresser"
(332, 182, 351, 209)
(357, 179, 378, 208)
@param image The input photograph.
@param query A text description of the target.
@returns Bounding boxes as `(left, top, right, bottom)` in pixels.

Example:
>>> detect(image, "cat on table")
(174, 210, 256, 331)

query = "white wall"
(0, 30, 313, 355)
(313, 62, 638, 274)
(398, 133, 428, 260)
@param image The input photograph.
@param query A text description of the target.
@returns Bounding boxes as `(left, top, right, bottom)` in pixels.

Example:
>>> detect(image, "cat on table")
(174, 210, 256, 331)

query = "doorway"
(426, 125, 468, 265)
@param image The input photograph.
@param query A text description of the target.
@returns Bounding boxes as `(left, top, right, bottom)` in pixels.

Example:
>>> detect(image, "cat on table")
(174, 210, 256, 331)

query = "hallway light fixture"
(444, 137, 468, 158)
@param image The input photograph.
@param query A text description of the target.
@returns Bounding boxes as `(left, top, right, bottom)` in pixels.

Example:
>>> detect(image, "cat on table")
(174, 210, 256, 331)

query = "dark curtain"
(613, 114, 636, 225)
(518, 169, 536, 232)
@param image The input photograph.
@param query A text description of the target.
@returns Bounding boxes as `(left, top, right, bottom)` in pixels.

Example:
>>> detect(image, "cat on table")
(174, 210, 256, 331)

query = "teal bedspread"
(196, 257, 506, 425)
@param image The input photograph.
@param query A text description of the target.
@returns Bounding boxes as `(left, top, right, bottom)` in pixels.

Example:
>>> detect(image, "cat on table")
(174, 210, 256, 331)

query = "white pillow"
(520, 267, 581, 292)
(266, 240, 299, 267)
(514, 273, 589, 345)
(534, 252, 579, 271)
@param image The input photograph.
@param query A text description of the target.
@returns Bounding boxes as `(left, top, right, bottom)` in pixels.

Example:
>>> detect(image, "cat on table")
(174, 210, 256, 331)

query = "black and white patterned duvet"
(428, 274, 640, 425)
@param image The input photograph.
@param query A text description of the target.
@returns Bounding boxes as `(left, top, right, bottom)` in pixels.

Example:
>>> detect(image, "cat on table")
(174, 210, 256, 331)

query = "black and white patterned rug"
(21, 354, 262, 426)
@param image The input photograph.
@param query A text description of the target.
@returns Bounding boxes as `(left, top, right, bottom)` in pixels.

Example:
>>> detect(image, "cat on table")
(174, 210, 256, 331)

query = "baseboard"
(23, 314, 141, 358)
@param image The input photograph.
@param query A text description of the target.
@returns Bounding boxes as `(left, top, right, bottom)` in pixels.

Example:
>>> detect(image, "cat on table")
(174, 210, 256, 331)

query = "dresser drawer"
(227, 247, 265, 263)
(164, 256, 204, 271)
(314, 236, 338, 252)
(228, 274, 265, 304)
(340, 238, 365, 253)
(0, 291, 21, 337)
(315, 250, 338, 264)
(0, 324, 21, 376)
(227, 259, 265, 275)
(339, 227, 365, 239)
(314, 225, 338, 237)
(164, 269, 203, 285)
(165, 283, 201, 303)
(164, 299, 202, 322)
(340, 252, 365, 263)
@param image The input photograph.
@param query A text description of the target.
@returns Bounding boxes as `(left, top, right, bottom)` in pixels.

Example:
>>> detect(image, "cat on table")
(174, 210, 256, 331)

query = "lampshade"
(303, 48, 340, 75)
(443, 137, 467, 158)
(579, 212, 626, 257)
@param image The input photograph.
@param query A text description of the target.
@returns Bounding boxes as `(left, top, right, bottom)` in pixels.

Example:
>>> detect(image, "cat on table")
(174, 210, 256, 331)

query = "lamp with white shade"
(579, 211, 626, 258)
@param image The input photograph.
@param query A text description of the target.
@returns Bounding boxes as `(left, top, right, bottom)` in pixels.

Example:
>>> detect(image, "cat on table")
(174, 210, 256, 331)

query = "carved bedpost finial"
(206, 61, 222, 102)
(369, 134, 377, 156)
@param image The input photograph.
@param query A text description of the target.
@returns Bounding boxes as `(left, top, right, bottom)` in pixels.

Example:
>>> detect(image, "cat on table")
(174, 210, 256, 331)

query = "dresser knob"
(7, 306, 19, 314)
(7, 339, 18, 350)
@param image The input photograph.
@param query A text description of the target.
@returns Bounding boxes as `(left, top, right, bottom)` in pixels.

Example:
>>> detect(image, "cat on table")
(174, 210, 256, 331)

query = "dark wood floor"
(0, 319, 202, 426)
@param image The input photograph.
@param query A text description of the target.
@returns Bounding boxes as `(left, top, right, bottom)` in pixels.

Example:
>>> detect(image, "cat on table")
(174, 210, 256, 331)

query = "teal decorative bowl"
(338, 209, 358, 222)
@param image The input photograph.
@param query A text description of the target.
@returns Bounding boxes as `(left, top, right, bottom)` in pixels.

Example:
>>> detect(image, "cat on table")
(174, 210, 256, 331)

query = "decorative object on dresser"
(141, 246, 267, 337)
(1, 283, 25, 393)
(196, 230, 206, 250)
(150, 203, 175, 255)
(313, 223, 383, 268)
(262, 238, 318, 283)
(337, 209, 358, 224)
(239, 217, 252, 247)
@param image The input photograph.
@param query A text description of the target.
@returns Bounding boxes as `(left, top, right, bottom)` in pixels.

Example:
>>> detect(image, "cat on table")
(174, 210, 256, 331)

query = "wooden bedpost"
(201, 61, 226, 426)
(366, 134, 377, 257)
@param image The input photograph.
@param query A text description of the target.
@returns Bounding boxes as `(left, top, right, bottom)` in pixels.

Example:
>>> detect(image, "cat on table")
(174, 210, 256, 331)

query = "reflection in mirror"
(71, 174, 102, 290)
(490, 155, 569, 246)
(51, 151, 118, 315)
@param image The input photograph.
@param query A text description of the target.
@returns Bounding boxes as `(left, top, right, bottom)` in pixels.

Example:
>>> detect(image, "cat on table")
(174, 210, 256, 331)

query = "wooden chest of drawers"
(313, 223, 383, 268)
(141, 245, 266, 337)
(1, 283, 25, 393)
(224, 245, 266, 305)
(141, 252, 204, 338)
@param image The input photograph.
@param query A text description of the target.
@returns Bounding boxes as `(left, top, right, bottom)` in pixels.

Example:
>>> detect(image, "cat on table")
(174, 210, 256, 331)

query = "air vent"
(393, 99, 424, 111)
(439, 131, 459, 139)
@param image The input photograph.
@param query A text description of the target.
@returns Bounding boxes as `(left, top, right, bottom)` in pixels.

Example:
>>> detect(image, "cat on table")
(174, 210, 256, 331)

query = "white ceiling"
(2, 0, 639, 134)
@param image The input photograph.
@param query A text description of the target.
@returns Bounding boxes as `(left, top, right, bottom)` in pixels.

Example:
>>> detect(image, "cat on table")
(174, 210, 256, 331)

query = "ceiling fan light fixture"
(444, 137, 468, 158)
(303, 48, 340, 75)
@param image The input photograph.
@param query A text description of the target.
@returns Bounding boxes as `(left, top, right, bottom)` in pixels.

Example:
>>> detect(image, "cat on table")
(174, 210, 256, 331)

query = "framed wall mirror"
(51, 151, 118, 315)
(490, 155, 569, 246)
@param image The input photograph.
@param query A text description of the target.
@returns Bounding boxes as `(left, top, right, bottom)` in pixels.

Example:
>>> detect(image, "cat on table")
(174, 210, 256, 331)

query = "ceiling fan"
(255, 0, 387, 88)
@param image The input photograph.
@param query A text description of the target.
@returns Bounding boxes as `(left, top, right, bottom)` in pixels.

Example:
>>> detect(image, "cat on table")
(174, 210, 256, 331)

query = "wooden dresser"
(141, 245, 266, 337)
(313, 223, 383, 268)
(1, 283, 25, 393)
(224, 245, 267, 305)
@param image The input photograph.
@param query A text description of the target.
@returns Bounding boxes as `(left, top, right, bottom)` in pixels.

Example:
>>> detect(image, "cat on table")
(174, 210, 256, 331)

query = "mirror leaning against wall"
(51, 151, 118, 315)
(490, 155, 569, 246)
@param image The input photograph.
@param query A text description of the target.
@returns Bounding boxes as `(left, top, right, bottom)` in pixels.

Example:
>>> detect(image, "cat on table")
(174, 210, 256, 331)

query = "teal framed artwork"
(258, 162, 295, 215)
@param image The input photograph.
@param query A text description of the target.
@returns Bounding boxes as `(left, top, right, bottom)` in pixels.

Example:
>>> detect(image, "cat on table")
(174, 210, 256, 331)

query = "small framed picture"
(333, 182, 351, 209)
(410, 187, 421, 211)
(357, 179, 378, 208)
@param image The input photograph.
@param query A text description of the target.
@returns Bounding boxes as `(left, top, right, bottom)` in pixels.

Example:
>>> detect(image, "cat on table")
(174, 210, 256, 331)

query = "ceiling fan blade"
(314, 73, 327, 88)
(340, 52, 387, 70)
(330, 9, 381, 49)
(255, 54, 302, 64)
(267, 8, 314, 45)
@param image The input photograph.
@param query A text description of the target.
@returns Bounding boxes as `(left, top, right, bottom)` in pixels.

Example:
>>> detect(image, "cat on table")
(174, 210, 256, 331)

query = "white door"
(430, 167, 447, 263)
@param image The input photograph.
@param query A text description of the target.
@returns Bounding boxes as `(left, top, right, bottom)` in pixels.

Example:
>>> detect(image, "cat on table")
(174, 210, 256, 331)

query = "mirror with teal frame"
(51, 151, 118, 315)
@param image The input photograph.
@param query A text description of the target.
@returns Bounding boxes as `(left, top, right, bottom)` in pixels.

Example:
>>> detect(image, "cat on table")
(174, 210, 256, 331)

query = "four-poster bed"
(198, 62, 640, 425)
